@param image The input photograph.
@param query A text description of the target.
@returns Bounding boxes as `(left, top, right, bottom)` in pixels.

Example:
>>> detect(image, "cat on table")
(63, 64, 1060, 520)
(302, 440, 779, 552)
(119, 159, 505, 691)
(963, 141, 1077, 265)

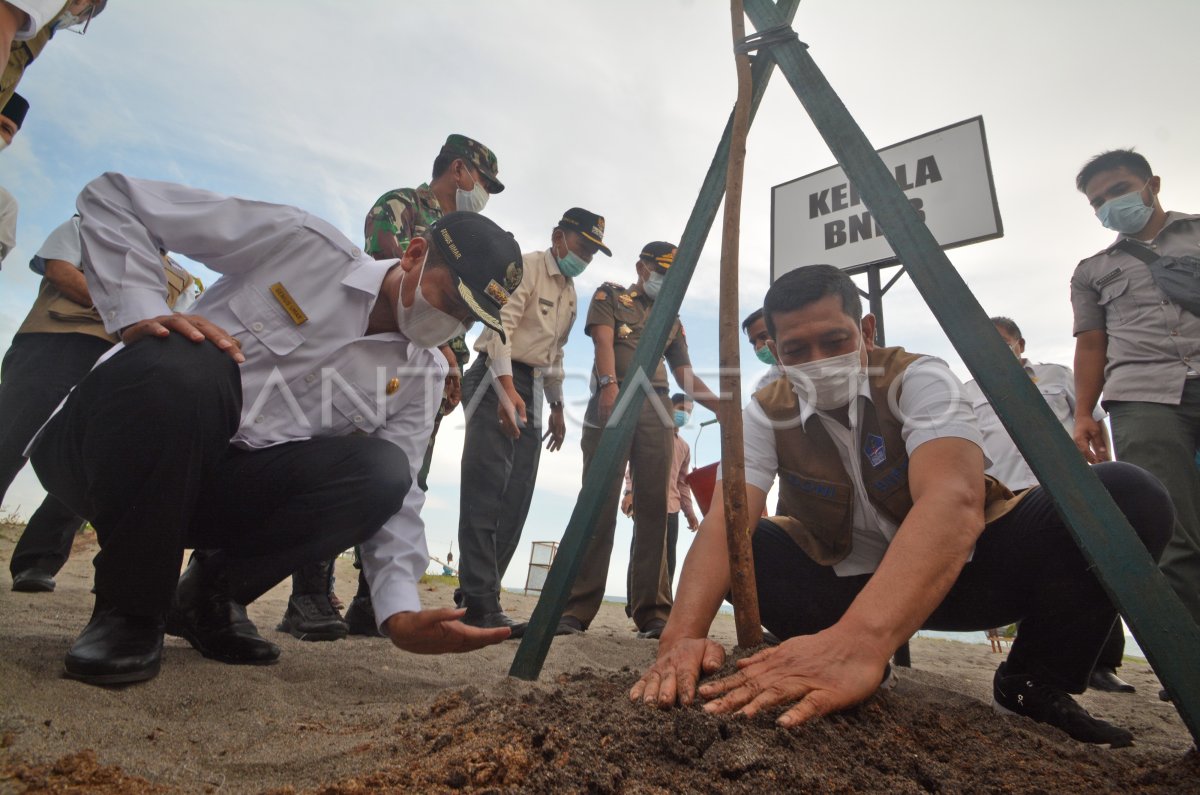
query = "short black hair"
(763, 265, 861, 338)
(670, 392, 690, 406)
(741, 307, 764, 335)
(1076, 149, 1152, 193)
(432, 151, 461, 180)
(990, 316, 1022, 340)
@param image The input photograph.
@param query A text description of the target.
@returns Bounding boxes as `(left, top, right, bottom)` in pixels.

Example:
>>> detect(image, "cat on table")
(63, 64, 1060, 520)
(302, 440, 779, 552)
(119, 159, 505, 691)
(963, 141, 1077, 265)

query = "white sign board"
(771, 116, 1002, 277)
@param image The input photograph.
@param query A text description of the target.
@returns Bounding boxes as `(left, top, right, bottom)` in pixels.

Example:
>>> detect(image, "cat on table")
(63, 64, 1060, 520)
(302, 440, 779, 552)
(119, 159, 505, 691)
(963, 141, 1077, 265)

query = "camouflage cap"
(1, 93, 28, 129)
(557, 207, 612, 256)
(430, 211, 522, 343)
(441, 134, 505, 194)
(639, 241, 677, 274)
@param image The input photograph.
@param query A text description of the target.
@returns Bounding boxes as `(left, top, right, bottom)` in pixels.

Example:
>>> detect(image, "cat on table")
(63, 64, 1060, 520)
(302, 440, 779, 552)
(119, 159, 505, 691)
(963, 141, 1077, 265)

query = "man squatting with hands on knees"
(631, 264, 1173, 748)
(27, 172, 523, 686)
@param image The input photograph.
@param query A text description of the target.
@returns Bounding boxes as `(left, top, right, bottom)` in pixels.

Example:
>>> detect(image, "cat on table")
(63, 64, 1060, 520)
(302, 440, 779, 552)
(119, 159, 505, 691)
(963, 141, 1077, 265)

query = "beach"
(1, 524, 1196, 793)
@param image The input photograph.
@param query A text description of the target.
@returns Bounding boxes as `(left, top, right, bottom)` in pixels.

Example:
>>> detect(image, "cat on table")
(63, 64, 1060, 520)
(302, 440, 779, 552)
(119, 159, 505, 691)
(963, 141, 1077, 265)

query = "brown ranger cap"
(430, 211, 522, 343)
(557, 207, 612, 256)
(639, 241, 677, 274)
(440, 134, 504, 194)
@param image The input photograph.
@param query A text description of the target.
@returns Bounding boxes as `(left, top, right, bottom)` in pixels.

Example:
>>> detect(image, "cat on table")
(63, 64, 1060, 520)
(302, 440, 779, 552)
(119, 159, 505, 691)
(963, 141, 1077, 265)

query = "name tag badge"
(1096, 267, 1123, 288)
(864, 433, 887, 467)
(269, 282, 308, 325)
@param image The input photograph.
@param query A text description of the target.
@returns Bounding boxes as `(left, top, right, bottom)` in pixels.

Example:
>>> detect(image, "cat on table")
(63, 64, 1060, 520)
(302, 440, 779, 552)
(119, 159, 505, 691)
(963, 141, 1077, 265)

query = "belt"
(478, 355, 540, 378)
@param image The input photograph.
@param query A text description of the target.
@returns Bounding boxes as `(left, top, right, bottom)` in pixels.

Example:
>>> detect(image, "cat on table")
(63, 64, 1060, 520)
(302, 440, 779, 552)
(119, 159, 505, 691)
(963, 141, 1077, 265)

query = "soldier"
(557, 242, 720, 639)
(275, 134, 505, 642)
(456, 208, 610, 636)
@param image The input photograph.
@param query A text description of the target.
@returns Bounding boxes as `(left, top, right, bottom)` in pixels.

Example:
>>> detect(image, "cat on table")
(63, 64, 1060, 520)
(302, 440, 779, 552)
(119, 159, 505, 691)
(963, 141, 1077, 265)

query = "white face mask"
(643, 271, 664, 300)
(455, 167, 489, 213)
(394, 253, 469, 348)
(781, 332, 865, 411)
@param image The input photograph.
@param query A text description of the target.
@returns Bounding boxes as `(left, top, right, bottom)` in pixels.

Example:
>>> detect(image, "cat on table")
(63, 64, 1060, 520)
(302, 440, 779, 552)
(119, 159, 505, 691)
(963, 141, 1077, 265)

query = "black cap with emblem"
(429, 211, 523, 343)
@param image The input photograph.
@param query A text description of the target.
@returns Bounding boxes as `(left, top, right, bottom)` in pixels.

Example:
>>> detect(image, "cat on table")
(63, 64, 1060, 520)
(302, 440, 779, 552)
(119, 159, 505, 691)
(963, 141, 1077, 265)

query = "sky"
(3, 0, 1200, 607)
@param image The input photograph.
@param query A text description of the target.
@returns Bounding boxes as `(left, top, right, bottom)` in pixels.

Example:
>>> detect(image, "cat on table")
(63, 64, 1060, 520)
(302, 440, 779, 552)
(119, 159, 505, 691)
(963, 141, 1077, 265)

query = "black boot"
(166, 551, 280, 664)
(344, 595, 384, 637)
(277, 559, 347, 641)
(461, 595, 526, 639)
(65, 597, 164, 686)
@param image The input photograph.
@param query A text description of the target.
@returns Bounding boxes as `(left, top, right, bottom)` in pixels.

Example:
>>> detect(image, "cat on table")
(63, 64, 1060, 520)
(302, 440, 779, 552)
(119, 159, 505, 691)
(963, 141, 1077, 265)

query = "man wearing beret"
(275, 134, 507, 642)
(27, 172, 522, 685)
(456, 208, 611, 636)
(557, 242, 720, 639)
(0, 91, 29, 266)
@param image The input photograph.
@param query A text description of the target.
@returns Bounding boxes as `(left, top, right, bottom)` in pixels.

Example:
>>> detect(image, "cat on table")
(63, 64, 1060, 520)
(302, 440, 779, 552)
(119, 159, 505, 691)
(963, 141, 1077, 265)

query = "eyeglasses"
(60, 3, 98, 36)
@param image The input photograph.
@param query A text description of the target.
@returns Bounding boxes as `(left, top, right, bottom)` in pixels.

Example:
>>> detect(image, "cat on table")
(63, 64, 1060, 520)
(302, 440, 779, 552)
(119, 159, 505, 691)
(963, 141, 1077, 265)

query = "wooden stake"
(718, 0, 762, 649)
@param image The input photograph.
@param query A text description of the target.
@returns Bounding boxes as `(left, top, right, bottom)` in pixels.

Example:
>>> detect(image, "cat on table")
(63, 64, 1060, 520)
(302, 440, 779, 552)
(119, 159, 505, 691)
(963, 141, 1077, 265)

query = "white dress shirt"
(76, 173, 447, 626)
(8, 0, 63, 39)
(965, 359, 1104, 491)
(730, 356, 984, 577)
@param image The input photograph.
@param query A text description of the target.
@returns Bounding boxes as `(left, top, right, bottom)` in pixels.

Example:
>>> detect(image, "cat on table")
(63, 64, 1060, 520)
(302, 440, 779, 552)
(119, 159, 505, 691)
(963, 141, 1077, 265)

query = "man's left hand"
(385, 608, 510, 654)
(443, 372, 462, 413)
(543, 405, 566, 451)
(697, 627, 888, 727)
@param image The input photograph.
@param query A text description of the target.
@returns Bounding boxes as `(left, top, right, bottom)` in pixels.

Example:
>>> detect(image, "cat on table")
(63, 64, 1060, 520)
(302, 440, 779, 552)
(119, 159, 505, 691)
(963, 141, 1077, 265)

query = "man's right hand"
(629, 636, 726, 708)
(497, 382, 526, 439)
(1073, 414, 1108, 464)
(385, 607, 510, 653)
(597, 382, 618, 426)
(120, 313, 244, 363)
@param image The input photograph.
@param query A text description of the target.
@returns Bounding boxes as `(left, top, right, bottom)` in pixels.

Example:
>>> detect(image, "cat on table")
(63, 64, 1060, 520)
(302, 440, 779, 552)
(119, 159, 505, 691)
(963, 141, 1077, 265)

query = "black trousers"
(0, 332, 113, 577)
(29, 335, 410, 616)
(752, 462, 1173, 694)
(456, 356, 542, 612)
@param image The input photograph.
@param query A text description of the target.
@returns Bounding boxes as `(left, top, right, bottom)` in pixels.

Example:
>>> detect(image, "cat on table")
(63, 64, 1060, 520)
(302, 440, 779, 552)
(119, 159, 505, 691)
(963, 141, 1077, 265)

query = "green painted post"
(744, 0, 1200, 743)
(509, 0, 802, 680)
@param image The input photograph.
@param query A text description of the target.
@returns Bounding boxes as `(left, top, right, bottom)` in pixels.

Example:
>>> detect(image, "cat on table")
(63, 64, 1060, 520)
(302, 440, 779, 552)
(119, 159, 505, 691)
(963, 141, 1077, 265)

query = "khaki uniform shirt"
(474, 248, 576, 403)
(584, 282, 689, 390)
(1071, 212, 1200, 404)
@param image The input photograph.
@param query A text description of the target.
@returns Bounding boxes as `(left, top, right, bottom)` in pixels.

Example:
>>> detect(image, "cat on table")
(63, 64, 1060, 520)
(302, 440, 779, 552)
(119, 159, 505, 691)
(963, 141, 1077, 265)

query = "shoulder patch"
(593, 289, 609, 302)
(602, 281, 625, 291)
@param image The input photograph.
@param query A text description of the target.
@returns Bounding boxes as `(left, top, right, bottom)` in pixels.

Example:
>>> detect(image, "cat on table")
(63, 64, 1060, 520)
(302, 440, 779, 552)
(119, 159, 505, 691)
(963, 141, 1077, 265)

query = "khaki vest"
(16, 254, 193, 342)
(755, 346, 1024, 566)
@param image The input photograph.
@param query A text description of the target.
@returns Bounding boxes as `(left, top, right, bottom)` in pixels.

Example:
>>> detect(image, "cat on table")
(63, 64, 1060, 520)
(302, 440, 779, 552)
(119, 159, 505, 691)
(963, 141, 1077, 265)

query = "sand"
(0, 523, 1196, 793)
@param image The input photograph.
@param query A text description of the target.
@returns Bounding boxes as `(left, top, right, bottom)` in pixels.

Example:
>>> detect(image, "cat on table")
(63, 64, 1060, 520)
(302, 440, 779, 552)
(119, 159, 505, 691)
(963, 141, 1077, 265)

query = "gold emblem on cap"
(617, 323, 633, 338)
(386, 377, 400, 395)
(485, 279, 510, 307)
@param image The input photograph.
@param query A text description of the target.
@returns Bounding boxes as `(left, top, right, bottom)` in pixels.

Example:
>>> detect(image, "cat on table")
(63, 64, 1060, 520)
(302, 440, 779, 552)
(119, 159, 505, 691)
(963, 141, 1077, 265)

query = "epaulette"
(602, 281, 625, 292)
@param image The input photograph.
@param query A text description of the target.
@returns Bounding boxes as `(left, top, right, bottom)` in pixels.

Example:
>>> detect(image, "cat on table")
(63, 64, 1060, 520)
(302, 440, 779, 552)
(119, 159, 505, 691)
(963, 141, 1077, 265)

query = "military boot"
(276, 559, 348, 642)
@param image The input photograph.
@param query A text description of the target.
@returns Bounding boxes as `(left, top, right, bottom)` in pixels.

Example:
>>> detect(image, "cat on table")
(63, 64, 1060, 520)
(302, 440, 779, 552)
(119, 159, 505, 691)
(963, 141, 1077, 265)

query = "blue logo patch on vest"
(864, 433, 887, 468)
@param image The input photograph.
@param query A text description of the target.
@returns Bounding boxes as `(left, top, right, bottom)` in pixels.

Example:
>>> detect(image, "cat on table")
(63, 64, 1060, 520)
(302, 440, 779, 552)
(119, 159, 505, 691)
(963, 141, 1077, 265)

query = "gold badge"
(484, 279, 510, 307)
(386, 377, 400, 395)
(617, 324, 633, 338)
(269, 282, 308, 325)
(617, 293, 634, 307)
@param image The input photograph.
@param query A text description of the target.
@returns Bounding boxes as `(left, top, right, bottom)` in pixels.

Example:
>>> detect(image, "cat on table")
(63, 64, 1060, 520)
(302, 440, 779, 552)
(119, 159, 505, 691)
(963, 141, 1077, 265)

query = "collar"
(341, 253, 395, 297)
(1103, 211, 1200, 254)
(796, 371, 873, 428)
(414, 183, 444, 213)
(542, 247, 564, 279)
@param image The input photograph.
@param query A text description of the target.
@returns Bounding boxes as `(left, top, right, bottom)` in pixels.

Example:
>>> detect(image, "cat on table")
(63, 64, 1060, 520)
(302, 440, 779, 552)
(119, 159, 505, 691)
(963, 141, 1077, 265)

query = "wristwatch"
(549, 400, 564, 410)
(597, 374, 618, 389)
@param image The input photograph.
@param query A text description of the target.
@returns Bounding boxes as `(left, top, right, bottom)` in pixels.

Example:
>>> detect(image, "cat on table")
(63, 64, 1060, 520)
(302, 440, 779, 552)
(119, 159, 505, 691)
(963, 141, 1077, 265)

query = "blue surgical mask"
(1097, 183, 1153, 235)
(643, 272, 665, 300)
(555, 248, 588, 278)
(756, 346, 776, 365)
(673, 410, 689, 428)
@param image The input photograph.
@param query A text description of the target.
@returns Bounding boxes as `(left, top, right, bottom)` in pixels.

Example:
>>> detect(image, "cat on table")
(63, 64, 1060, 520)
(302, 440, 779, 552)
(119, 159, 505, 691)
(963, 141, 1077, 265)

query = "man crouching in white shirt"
(28, 173, 523, 685)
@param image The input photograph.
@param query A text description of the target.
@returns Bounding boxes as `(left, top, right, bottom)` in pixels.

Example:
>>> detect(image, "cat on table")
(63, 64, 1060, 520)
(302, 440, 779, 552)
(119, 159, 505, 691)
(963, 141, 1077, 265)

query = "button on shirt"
(732, 356, 984, 577)
(964, 360, 1104, 491)
(76, 173, 447, 626)
(474, 248, 577, 403)
(1071, 212, 1200, 404)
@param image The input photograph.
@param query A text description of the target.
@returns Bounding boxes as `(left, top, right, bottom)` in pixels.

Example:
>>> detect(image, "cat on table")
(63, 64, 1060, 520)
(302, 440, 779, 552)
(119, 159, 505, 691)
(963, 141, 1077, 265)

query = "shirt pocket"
(228, 286, 305, 355)
(1036, 384, 1072, 424)
(328, 381, 386, 434)
(1096, 274, 1133, 326)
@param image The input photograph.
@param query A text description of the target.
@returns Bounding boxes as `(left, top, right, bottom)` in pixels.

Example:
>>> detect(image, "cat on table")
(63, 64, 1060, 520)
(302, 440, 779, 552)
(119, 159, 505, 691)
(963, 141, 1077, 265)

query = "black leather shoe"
(1089, 667, 1136, 693)
(344, 595, 383, 637)
(64, 600, 163, 686)
(555, 615, 584, 636)
(276, 594, 349, 641)
(462, 610, 526, 639)
(12, 569, 56, 592)
(166, 554, 280, 664)
(636, 618, 667, 640)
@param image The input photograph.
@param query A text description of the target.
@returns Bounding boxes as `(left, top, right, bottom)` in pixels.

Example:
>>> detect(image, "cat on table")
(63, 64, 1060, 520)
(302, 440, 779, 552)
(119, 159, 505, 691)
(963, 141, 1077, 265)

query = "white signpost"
(771, 115, 1002, 278)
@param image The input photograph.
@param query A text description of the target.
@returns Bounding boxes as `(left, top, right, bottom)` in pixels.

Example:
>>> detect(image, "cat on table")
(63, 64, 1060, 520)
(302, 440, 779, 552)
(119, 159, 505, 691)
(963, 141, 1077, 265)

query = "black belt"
(477, 355, 536, 376)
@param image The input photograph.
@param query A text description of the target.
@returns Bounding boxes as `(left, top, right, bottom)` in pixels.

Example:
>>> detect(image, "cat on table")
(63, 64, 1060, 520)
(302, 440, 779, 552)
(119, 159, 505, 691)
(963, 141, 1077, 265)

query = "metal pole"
(866, 264, 885, 346)
(509, 0, 802, 681)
